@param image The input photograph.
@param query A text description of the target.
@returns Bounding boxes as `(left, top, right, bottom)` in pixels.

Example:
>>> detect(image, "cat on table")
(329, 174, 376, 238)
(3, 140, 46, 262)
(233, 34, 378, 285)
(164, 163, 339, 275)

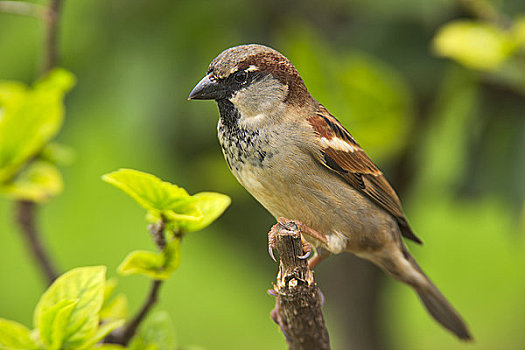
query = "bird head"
(188, 44, 311, 119)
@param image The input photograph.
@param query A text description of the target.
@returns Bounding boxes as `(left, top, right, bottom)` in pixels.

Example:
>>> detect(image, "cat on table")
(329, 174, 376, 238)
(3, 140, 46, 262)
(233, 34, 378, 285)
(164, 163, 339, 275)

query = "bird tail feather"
(382, 249, 473, 341)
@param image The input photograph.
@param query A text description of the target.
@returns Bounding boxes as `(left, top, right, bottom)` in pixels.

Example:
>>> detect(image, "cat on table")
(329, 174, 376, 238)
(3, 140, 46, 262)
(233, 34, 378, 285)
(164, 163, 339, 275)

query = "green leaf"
(118, 250, 163, 278)
(103, 278, 118, 305)
(118, 239, 181, 280)
(0, 69, 75, 183)
(0, 318, 38, 349)
(103, 169, 230, 233)
(34, 266, 106, 349)
(433, 20, 516, 70)
(41, 142, 75, 166)
(39, 299, 78, 349)
(80, 319, 125, 349)
(102, 169, 193, 214)
(128, 311, 176, 350)
(0, 160, 63, 202)
(89, 345, 127, 350)
(100, 294, 128, 321)
(512, 16, 525, 47)
(176, 192, 231, 232)
(162, 238, 182, 275)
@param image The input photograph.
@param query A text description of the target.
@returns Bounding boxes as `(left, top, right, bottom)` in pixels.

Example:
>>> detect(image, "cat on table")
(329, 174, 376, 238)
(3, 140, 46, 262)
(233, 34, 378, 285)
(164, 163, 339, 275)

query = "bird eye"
(233, 70, 248, 84)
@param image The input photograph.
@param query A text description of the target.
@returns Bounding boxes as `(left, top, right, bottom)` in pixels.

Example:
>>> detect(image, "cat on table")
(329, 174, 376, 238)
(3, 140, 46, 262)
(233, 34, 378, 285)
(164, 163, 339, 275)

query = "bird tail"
(380, 248, 473, 341)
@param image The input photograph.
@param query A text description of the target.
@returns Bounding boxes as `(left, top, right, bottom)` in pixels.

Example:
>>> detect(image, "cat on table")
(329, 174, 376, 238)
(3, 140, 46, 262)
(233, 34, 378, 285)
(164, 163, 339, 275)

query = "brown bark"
(270, 220, 330, 350)
(15, 200, 59, 285)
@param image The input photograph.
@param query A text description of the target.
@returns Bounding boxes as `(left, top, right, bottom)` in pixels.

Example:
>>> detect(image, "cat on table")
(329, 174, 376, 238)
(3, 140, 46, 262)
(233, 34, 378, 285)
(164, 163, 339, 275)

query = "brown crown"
(209, 44, 310, 105)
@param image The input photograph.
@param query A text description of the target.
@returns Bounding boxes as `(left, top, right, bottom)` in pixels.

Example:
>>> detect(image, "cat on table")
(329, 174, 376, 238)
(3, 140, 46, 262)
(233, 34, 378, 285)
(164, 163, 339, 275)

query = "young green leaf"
(102, 169, 194, 214)
(39, 299, 78, 349)
(34, 266, 106, 349)
(163, 238, 182, 275)
(177, 192, 231, 232)
(118, 250, 163, 278)
(128, 311, 176, 350)
(0, 318, 38, 350)
(79, 319, 125, 349)
(0, 160, 63, 202)
(513, 17, 525, 46)
(0, 69, 75, 183)
(103, 278, 118, 305)
(100, 294, 128, 321)
(433, 20, 516, 70)
(118, 239, 181, 280)
(88, 345, 127, 350)
(41, 142, 76, 166)
(103, 169, 230, 233)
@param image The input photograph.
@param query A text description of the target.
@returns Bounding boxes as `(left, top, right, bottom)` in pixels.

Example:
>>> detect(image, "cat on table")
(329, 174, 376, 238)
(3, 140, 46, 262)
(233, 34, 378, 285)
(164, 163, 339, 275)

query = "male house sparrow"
(188, 44, 472, 340)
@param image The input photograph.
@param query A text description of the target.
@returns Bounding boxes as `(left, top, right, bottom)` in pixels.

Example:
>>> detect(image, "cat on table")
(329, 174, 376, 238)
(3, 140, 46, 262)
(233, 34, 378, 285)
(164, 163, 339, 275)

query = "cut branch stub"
(271, 220, 330, 350)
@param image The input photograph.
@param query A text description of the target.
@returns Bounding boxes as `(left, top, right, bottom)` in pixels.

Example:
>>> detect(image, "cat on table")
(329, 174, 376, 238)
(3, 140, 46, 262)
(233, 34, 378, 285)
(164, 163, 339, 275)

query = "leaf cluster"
(433, 18, 525, 70)
(103, 169, 230, 280)
(0, 69, 75, 202)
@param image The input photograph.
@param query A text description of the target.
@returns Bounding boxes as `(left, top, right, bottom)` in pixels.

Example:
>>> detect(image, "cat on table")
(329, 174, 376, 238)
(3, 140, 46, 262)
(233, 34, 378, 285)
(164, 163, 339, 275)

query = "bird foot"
(268, 218, 327, 267)
(277, 217, 328, 245)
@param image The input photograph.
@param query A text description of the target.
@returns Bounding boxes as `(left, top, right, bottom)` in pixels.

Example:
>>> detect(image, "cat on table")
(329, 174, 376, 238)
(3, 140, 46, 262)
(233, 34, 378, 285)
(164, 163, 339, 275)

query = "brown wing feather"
(308, 106, 422, 244)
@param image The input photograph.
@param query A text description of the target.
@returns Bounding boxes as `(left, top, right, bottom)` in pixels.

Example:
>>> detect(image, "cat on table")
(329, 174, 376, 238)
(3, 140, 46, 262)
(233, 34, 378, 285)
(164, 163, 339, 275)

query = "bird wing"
(306, 105, 422, 244)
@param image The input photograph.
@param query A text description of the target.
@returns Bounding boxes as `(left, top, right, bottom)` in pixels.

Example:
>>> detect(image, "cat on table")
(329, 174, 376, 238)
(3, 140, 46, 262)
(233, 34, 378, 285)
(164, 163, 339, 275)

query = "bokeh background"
(1, 0, 525, 349)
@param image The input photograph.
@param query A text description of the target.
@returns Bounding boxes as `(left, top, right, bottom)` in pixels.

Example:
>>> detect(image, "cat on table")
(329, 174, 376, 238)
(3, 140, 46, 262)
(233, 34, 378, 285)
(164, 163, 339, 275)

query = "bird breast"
(216, 116, 398, 255)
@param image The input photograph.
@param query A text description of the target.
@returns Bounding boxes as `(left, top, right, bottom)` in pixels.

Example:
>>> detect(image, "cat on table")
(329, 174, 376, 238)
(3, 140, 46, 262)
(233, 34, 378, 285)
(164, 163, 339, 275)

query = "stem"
(107, 220, 167, 346)
(11, 0, 65, 288)
(44, 0, 63, 72)
(270, 220, 331, 350)
(15, 201, 59, 285)
(117, 280, 163, 345)
(0, 1, 47, 18)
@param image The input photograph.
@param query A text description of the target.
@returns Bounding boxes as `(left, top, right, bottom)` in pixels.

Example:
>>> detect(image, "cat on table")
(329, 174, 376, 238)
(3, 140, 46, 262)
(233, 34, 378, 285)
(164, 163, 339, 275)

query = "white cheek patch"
(320, 137, 357, 152)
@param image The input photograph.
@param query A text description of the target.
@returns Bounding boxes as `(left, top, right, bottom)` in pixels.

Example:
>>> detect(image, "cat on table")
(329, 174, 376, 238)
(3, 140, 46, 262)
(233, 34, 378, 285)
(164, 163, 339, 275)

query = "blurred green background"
(1, 0, 524, 349)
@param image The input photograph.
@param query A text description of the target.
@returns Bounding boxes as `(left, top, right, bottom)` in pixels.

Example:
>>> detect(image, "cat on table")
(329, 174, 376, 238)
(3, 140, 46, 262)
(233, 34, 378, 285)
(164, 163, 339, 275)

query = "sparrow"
(188, 44, 472, 340)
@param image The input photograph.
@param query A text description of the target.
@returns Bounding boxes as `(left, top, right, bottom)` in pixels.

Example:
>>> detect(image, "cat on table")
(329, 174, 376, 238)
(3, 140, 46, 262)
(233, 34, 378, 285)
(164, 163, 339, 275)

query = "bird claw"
(268, 244, 277, 262)
(298, 250, 311, 259)
(267, 288, 278, 297)
(299, 236, 312, 260)
(318, 289, 325, 306)
(268, 222, 279, 262)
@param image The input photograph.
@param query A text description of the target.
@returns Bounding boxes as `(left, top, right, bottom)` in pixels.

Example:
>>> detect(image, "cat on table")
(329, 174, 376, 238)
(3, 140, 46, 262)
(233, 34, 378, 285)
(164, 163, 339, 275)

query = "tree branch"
(15, 200, 59, 284)
(0, 1, 47, 18)
(106, 220, 167, 346)
(270, 220, 331, 350)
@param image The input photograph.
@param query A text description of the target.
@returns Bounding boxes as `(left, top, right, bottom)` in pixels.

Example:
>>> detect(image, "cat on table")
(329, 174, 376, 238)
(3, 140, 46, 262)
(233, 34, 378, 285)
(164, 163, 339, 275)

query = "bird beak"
(188, 73, 225, 100)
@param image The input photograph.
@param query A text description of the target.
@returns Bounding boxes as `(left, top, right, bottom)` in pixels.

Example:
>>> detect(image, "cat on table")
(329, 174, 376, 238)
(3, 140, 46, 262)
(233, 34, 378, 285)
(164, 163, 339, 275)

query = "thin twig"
(44, 0, 63, 72)
(458, 0, 511, 27)
(15, 201, 59, 284)
(107, 220, 167, 346)
(269, 220, 331, 350)
(117, 280, 163, 345)
(12, 0, 65, 287)
(0, 1, 47, 18)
